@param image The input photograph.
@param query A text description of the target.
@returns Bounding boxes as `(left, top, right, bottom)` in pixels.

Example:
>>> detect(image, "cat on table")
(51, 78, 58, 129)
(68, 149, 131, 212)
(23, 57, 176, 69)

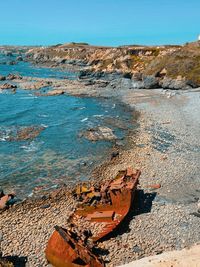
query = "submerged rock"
(16, 56, 23, 61)
(19, 80, 52, 90)
(7, 61, 17, 66)
(35, 89, 65, 96)
(6, 73, 22, 80)
(12, 126, 45, 141)
(80, 126, 117, 141)
(4, 51, 13, 57)
(0, 126, 45, 141)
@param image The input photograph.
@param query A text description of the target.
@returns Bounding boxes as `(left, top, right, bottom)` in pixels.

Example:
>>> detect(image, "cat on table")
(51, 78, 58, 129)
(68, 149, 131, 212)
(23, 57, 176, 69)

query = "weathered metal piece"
(46, 167, 140, 267)
(45, 226, 104, 267)
(73, 168, 140, 242)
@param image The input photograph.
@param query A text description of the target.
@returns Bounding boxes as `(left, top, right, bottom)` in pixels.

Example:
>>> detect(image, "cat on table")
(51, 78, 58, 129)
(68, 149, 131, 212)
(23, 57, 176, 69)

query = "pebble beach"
(1, 84, 200, 266)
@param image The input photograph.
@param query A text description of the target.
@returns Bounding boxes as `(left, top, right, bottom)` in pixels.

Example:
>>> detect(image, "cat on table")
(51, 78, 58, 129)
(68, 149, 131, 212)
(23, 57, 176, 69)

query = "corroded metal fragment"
(45, 167, 141, 267)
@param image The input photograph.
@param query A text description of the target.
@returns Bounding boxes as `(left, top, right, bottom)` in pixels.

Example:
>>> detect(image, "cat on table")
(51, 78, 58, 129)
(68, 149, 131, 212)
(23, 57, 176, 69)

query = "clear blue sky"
(0, 0, 199, 46)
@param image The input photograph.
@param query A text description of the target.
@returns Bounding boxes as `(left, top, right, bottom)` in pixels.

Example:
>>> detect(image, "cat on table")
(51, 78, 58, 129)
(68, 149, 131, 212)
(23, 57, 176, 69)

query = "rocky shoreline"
(1, 85, 200, 266)
(24, 41, 200, 90)
(0, 45, 200, 266)
(2, 41, 200, 91)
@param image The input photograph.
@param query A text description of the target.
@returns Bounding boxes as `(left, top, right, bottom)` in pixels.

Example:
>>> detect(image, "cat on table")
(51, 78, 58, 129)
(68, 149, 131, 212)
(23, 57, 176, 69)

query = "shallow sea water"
(0, 53, 133, 197)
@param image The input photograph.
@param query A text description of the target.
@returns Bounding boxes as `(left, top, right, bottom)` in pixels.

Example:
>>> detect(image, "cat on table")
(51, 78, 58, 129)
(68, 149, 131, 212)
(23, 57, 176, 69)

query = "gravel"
(0, 88, 200, 266)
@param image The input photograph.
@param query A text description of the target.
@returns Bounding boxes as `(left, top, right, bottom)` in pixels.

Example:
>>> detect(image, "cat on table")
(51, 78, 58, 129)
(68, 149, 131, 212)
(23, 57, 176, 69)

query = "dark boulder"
(16, 56, 23, 61)
(123, 72, 132, 79)
(78, 70, 93, 79)
(7, 61, 17, 65)
(159, 77, 191, 90)
(142, 75, 159, 89)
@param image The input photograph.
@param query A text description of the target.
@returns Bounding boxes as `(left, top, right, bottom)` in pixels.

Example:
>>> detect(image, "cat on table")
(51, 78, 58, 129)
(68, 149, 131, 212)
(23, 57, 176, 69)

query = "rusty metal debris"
(45, 167, 141, 267)
(45, 225, 104, 267)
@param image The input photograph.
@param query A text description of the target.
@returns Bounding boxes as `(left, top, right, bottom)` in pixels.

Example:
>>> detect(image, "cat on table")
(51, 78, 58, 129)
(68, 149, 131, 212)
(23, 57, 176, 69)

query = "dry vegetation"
(144, 42, 200, 86)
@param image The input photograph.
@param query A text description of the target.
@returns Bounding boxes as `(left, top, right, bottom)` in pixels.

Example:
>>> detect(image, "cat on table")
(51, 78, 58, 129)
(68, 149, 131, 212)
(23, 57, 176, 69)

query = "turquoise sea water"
(0, 53, 132, 198)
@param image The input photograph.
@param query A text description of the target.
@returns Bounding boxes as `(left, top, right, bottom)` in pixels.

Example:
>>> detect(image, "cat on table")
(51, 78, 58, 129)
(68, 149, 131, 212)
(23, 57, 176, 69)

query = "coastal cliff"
(25, 41, 200, 89)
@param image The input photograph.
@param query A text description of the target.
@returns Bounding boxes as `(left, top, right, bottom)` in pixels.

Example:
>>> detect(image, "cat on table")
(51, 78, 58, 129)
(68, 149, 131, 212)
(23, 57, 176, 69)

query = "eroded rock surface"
(0, 126, 45, 141)
(80, 126, 117, 141)
(0, 83, 17, 90)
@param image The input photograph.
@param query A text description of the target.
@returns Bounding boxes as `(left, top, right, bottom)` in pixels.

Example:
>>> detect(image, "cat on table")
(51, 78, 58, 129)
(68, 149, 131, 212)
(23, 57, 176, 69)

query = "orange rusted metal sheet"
(45, 226, 104, 267)
(45, 167, 140, 267)
(72, 167, 140, 242)
(86, 210, 115, 222)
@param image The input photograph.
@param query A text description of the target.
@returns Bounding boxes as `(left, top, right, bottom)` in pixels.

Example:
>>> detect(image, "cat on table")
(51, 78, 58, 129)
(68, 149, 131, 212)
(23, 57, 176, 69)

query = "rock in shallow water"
(80, 126, 117, 141)
(0, 126, 45, 141)
(0, 83, 17, 90)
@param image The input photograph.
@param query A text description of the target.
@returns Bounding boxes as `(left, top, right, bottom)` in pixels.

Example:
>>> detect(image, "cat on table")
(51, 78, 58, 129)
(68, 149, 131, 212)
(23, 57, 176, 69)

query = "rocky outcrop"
(0, 83, 17, 90)
(16, 56, 23, 61)
(80, 127, 117, 141)
(35, 89, 65, 96)
(26, 43, 178, 76)
(144, 42, 200, 88)
(0, 126, 45, 141)
(6, 73, 22, 80)
(159, 76, 191, 90)
(1, 42, 197, 90)
(19, 80, 52, 90)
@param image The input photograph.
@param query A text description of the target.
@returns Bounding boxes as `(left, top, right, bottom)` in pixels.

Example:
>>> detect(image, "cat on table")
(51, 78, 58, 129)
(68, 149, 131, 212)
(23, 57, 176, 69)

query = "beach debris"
(72, 167, 140, 242)
(45, 167, 140, 266)
(0, 190, 16, 210)
(45, 225, 104, 267)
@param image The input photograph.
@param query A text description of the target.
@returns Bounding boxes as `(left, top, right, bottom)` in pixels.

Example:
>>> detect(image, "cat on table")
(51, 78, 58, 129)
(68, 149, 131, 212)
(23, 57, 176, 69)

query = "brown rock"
(0, 83, 17, 90)
(8, 126, 45, 141)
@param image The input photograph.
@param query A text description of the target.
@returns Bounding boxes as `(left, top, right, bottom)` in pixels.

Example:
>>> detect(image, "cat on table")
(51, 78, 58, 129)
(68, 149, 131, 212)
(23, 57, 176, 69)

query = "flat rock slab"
(119, 245, 200, 267)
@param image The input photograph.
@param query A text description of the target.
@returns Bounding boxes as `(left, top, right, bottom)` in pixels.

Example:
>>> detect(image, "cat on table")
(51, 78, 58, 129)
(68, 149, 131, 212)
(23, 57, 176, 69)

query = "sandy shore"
(0, 78, 200, 266)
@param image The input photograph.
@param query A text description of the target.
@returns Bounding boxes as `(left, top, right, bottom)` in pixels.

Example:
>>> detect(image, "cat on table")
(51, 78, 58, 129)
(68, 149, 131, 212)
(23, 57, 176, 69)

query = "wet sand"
(0, 82, 200, 266)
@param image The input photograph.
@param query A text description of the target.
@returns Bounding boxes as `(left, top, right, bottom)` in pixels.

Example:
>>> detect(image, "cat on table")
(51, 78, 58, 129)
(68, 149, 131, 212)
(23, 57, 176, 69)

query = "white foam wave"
(112, 104, 116, 109)
(19, 97, 37, 100)
(41, 124, 48, 128)
(93, 114, 103, 118)
(81, 118, 88, 122)
(38, 114, 49, 118)
(20, 141, 42, 152)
